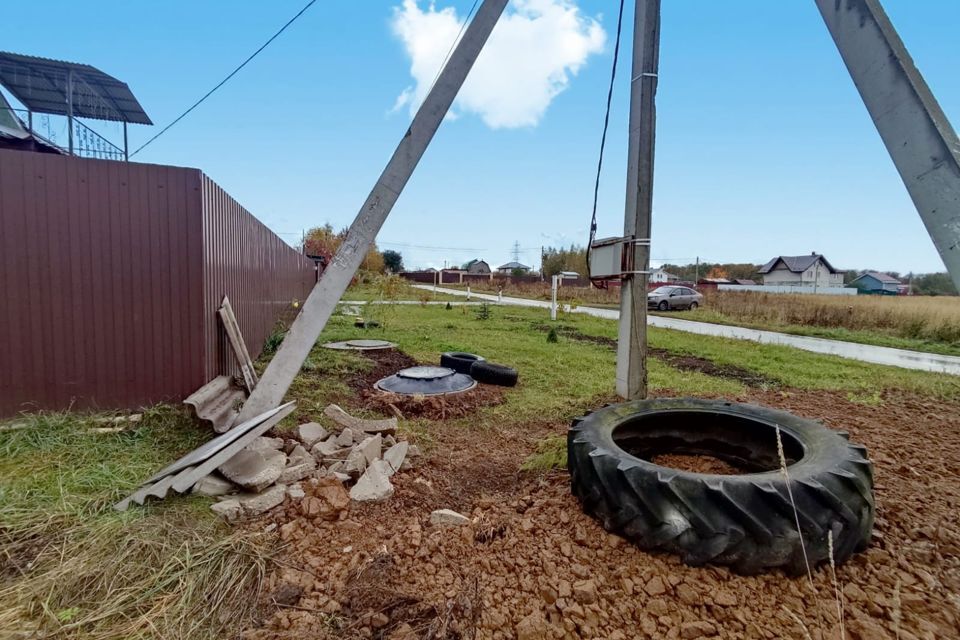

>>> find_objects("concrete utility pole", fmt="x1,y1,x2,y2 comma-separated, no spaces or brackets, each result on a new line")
815,0,960,292
235,0,510,424
616,0,661,400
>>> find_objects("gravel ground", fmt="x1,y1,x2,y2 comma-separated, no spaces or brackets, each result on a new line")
243,387,959,640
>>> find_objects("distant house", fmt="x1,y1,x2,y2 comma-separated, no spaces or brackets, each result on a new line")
732,279,757,286
497,261,531,274
465,259,491,274
650,268,680,284
758,253,844,288
559,271,580,279
850,271,901,295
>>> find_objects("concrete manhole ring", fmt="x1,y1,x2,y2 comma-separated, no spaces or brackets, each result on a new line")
323,339,397,351
375,366,476,396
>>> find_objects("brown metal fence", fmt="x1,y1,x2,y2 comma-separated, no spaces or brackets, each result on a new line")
0,149,315,416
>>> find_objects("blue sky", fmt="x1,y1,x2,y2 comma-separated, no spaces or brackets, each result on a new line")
4,1,959,273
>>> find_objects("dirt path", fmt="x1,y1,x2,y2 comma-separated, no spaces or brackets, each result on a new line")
244,386,959,640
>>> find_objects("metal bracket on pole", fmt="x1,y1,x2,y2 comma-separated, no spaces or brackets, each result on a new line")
815,0,960,291
233,0,510,424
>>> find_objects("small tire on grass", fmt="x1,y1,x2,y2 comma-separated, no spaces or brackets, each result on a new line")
440,351,485,375
470,361,518,387
568,398,874,575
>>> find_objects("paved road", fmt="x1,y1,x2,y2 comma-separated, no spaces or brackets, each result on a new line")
413,285,960,376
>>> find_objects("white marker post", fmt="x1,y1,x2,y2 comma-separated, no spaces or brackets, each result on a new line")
550,275,559,321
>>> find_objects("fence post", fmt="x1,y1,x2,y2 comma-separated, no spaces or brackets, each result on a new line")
466,285,471,300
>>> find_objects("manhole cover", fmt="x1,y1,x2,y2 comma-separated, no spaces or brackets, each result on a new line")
397,366,455,380
375,366,476,396
323,339,397,351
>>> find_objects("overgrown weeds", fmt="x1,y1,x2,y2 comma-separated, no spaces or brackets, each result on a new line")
0,407,269,639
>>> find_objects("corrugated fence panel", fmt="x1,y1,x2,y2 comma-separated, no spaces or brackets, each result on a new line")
199,174,316,382
0,150,206,415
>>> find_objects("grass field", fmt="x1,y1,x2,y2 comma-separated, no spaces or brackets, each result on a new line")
444,281,960,356
2,301,958,638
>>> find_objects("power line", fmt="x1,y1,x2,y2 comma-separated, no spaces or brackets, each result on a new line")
130,0,318,158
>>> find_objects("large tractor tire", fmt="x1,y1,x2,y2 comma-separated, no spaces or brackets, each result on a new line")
568,398,874,575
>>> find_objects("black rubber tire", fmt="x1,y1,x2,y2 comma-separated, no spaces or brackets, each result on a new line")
658,300,668,311
689,301,698,311
440,351,485,375
469,361,518,387
568,398,874,575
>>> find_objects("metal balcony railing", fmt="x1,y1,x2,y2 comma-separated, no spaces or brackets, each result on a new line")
1,107,125,161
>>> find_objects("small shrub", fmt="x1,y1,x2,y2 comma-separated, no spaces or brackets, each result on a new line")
547,327,559,343
475,302,492,321
446,302,453,310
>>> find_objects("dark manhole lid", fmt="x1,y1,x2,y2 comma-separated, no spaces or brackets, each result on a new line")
375,366,476,396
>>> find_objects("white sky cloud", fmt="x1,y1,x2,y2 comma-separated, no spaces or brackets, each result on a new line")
391,0,606,129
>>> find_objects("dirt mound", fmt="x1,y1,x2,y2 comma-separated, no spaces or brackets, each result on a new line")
245,387,960,639
651,453,743,475
346,349,419,394
362,385,506,421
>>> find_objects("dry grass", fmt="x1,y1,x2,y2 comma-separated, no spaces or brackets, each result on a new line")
0,407,272,639
698,290,960,344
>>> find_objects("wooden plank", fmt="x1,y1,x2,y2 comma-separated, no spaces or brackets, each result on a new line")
218,295,258,392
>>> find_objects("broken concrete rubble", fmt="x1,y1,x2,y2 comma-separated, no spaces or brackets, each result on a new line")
349,459,394,501
246,436,285,451
191,473,236,497
344,448,368,476
357,434,382,465
383,441,409,476
236,483,287,515
287,444,312,466
324,403,397,435
219,447,287,492
211,499,242,521
335,428,355,447
311,437,345,458
297,422,328,447
277,459,317,484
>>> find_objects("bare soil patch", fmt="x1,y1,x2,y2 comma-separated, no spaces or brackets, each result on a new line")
532,324,778,387
650,453,743,475
244,387,960,639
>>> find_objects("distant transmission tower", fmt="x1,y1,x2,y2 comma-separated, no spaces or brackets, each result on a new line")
512,240,521,262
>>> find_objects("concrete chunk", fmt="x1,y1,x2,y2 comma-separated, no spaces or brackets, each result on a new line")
297,422,328,448
336,428,355,447
288,444,313,466
311,437,343,458
383,441,409,476
219,448,287,492
286,483,306,500
430,509,471,527
357,434,382,466
211,499,242,521
237,484,287,515
344,448,367,476
191,474,237,497
278,460,317,484
349,460,394,502
246,436,285,451
324,404,397,435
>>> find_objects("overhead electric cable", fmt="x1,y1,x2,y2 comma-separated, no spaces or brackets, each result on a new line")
130,0,318,157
